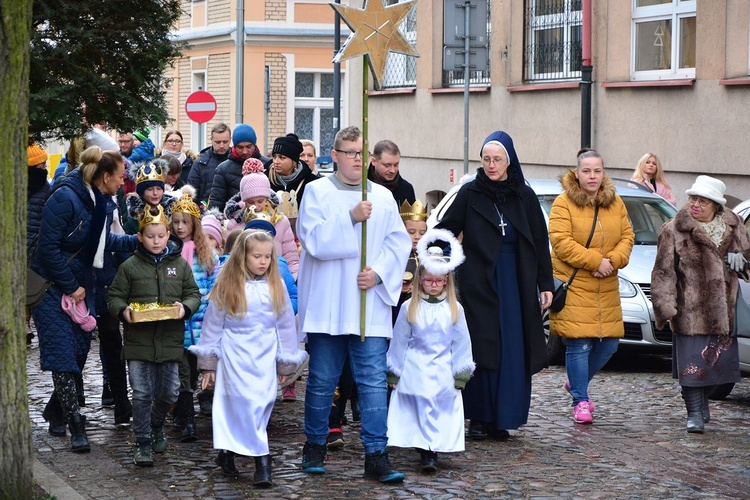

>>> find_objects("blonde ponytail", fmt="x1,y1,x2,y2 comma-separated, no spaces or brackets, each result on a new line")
79,146,103,185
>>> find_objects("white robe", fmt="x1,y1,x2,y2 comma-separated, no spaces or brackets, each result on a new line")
189,280,307,457
386,299,475,452
296,177,411,340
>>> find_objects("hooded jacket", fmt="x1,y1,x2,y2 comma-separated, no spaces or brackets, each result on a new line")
107,237,202,363
651,208,750,335
208,148,271,211
548,170,634,339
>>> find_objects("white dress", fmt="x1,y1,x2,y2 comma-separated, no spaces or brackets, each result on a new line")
386,298,475,452
189,279,307,457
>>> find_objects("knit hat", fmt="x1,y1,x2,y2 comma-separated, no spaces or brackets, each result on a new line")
240,158,271,202
233,124,257,146
685,175,727,206
27,143,48,167
242,157,265,176
201,215,224,246
134,128,151,142
245,219,276,237
272,133,303,164
480,131,525,182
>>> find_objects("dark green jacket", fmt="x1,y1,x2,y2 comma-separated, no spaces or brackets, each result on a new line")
107,237,201,363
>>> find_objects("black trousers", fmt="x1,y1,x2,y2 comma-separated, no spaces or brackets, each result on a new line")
96,314,131,417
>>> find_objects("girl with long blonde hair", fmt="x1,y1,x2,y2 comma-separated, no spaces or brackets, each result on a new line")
386,228,475,472
631,153,676,205
190,229,306,486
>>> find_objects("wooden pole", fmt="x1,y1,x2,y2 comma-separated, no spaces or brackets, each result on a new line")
360,57,370,342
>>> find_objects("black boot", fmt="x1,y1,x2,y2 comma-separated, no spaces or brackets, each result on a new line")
468,420,488,440
363,450,405,483
75,374,86,407
702,385,714,423
215,450,239,477
43,395,67,436
68,414,90,453
253,455,273,488
418,449,438,472
683,386,705,434
350,390,361,422
197,389,213,416
114,395,133,425
175,391,197,442
101,378,114,406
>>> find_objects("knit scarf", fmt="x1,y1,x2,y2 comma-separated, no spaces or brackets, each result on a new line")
367,163,400,192
474,167,522,202
162,148,186,166
181,239,195,268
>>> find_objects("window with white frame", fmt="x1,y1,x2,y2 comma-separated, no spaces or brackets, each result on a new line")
294,72,341,160
631,0,695,81
382,0,417,89
523,0,582,81
190,70,207,152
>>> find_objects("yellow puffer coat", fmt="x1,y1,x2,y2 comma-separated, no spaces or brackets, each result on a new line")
549,171,634,339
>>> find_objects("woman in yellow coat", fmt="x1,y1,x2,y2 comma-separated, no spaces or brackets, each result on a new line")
549,150,634,424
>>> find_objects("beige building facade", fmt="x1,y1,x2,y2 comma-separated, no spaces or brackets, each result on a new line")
164,0,349,160
348,0,750,208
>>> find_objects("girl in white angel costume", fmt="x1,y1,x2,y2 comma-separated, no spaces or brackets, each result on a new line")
190,229,307,487
386,228,475,472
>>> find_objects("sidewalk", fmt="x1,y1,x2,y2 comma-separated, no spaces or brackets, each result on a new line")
27,335,750,499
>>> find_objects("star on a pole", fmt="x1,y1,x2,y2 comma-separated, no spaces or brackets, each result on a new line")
331,0,419,89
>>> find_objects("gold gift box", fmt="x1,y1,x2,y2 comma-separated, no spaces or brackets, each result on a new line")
130,303,181,323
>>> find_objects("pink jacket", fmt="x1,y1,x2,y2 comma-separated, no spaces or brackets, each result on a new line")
637,175,676,205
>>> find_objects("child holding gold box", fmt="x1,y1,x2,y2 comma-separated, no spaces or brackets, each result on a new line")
107,205,201,467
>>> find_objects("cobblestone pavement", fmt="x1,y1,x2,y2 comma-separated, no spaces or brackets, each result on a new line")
26,333,750,499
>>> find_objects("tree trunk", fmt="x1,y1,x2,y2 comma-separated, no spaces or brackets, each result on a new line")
0,0,33,497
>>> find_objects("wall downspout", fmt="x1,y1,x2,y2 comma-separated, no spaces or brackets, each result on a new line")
235,0,244,125
580,0,592,149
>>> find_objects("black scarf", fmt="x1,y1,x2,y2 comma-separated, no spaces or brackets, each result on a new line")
475,166,523,202
367,163,400,192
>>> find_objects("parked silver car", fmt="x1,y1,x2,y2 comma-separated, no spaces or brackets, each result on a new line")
428,176,678,364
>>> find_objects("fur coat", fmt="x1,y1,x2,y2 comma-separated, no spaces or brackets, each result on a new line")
651,208,750,335
548,170,634,339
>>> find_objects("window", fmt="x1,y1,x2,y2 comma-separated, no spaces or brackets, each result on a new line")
294,72,341,159
631,0,695,81
442,0,491,87
523,0,582,81
382,0,417,89
190,70,207,152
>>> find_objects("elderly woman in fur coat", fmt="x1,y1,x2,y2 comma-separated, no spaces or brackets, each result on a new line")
549,150,634,425
652,175,750,434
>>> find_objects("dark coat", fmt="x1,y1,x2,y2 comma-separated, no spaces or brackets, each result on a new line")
187,146,229,202
32,169,137,373
367,164,416,207
265,160,321,208
27,167,50,258
107,237,202,363
652,208,750,335
437,179,554,373
208,149,271,211
93,197,133,315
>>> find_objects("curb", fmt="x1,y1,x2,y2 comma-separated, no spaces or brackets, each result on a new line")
34,458,86,500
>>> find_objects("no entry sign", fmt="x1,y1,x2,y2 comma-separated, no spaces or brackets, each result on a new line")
185,90,217,123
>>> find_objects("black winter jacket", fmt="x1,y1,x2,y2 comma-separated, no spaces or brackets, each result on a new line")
208,149,271,211
27,167,50,259
187,146,229,202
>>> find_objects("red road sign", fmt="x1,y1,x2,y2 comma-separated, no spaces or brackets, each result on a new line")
185,91,217,123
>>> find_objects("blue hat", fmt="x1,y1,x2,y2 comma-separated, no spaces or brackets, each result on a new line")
233,124,257,146
480,131,525,182
245,219,276,237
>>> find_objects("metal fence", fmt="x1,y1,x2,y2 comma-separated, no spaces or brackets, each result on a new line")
523,0,582,81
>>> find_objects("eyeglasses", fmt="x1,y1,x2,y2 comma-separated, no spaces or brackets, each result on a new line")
482,157,507,165
335,149,363,159
421,277,447,286
688,196,711,208
118,139,133,144
165,139,183,144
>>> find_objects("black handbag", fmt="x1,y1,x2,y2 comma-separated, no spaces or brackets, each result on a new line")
550,206,599,313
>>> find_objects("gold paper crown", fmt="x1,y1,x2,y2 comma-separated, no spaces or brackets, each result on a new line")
400,199,428,222
244,201,282,225
172,193,201,219
135,163,166,185
137,204,170,231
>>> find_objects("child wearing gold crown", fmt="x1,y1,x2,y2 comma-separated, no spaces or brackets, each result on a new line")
386,228,475,472
223,159,300,279
107,204,202,467
394,199,428,323
123,159,177,234
170,186,220,442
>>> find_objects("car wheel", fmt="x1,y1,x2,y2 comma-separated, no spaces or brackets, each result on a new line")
708,383,735,400
543,309,565,366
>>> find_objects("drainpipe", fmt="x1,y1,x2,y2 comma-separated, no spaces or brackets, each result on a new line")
580,0,592,149
235,0,244,125
333,0,341,170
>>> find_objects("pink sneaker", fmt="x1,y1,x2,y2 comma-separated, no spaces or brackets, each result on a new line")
573,401,593,424
282,382,297,401
564,381,595,413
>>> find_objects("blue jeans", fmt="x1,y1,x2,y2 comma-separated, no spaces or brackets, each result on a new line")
565,338,619,406
304,334,388,454
128,360,180,443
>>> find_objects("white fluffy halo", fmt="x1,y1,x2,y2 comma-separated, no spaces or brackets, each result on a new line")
416,228,465,276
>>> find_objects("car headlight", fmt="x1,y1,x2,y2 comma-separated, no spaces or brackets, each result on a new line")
619,277,638,298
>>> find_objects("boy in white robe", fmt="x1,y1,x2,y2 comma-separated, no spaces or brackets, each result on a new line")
296,126,411,483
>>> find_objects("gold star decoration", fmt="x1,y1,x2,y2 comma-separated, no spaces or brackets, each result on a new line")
331,0,419,89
